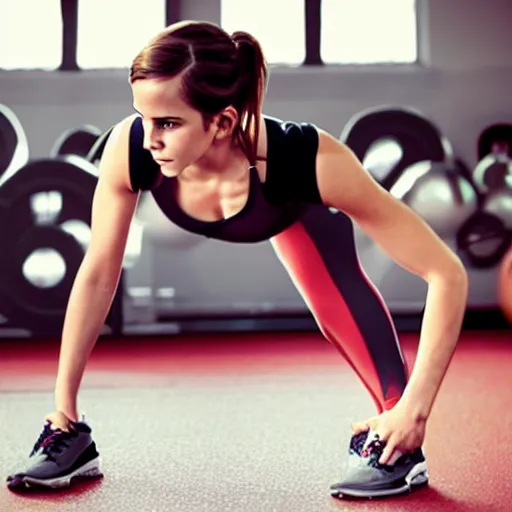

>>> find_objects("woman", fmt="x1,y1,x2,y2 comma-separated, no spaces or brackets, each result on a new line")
6,21,468,499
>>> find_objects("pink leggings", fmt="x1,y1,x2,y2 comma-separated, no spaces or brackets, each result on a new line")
271,206,409,413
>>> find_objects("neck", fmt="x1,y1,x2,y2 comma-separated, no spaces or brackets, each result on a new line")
181,140,249,182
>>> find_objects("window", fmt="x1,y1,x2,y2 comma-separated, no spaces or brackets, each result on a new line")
77,0,166,69
221,0,305,65
0,0,62,70
321,0,417,64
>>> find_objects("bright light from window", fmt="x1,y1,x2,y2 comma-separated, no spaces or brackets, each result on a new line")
321,0,417,64
0,0,62,70
77,0,165,69
221,0,305,65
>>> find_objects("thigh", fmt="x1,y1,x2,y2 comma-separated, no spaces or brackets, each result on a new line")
271,205,408,388
271,205,373,326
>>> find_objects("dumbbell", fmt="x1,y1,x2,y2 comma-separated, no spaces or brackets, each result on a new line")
340,105,452,191
390,159,479,240
0,103,30,188
477,123,512,161
483,188,512,230
50,125,103,159
472,124,512,213
0,155,123,337
341,104,460,256
456,211,511,269
472,152,512,195
455,124,512,269
340,105,484,241
86,125,114,166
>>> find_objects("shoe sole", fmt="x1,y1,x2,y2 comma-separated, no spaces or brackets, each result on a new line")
330,461,429,499
9,456,103,490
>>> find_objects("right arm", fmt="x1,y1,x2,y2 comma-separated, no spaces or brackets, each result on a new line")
54,115,139,421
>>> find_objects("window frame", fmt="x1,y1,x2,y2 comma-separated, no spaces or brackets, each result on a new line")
1,0,421,72
317,0,420,66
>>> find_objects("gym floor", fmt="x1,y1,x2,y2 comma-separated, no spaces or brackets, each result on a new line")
0,330,510,512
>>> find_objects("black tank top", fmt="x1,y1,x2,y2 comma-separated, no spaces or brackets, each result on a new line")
129,115,322,243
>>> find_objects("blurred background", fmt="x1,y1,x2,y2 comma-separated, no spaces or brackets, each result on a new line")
1,0,511,339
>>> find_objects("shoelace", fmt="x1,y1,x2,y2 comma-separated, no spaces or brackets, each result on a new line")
361,439,385,463
30,423,77,461
349,431,369,455
349,431,392,470
30,423,53,457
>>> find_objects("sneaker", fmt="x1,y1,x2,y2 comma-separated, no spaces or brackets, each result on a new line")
330,429,429,499
6,416,102,490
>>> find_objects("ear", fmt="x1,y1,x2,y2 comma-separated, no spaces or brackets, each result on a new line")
213,106,239,140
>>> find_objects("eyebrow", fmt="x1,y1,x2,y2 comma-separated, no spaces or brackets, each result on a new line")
132,106,183,122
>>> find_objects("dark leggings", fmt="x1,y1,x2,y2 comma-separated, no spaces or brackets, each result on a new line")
271,205,409,413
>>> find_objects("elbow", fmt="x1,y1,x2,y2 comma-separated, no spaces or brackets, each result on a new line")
428,255,469,296
451,260,469,298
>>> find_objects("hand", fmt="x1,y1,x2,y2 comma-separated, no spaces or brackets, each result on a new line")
351,404,427,465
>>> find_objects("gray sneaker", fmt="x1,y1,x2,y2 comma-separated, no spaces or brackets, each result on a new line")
330,429,429,499
6,418,102,490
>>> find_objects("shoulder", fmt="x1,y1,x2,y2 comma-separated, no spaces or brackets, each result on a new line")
310,125,361,180
259,114,322,204
94,114,139,191
97,113,139,166
105,113,139,147
315,127,353,163
313,127,387,216
262,114,320,170
124,115,162,192
262,115,319,148
97,114,160,194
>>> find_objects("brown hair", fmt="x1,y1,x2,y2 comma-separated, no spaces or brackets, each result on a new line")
130,21,268,166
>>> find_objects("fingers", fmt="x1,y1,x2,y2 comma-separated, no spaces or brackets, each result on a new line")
351,420,370,434
378,439,395,465
378,434,407,465
351,416,379,434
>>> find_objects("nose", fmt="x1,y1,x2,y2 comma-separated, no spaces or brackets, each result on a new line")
142,123,163,152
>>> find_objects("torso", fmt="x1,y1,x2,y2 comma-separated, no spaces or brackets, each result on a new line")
129,114,322,243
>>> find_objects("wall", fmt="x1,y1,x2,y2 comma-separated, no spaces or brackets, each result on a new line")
0,0,511,320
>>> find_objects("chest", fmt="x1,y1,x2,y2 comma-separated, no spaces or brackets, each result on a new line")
174,164,267,222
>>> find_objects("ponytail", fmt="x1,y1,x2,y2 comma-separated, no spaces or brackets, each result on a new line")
130,21,268,166
231,31,268,166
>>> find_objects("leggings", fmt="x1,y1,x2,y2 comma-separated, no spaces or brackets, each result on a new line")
271,205,410,413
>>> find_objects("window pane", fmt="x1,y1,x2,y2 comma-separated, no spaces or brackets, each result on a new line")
321,0,417,64
0,0,62,70
221,0,305,65
77,0,165,69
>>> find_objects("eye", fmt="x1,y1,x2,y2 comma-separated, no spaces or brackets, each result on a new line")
156,120,177,130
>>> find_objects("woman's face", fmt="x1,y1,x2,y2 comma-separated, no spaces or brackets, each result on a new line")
131,75,219,178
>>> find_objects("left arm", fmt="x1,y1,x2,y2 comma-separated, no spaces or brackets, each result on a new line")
315,130,469,421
